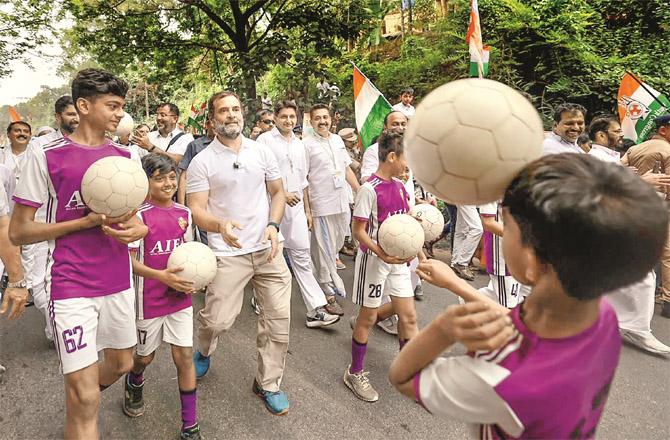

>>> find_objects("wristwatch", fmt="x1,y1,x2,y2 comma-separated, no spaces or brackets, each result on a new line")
267,222,280,232
7,278,27,289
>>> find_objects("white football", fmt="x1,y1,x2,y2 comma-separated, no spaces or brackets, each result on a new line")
81,156,149,217
405,78,543,205
378,214,425,260
116,112,134,136
410,204,444,242
167,242,217,291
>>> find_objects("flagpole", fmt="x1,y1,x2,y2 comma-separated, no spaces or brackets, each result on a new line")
626,71,670,110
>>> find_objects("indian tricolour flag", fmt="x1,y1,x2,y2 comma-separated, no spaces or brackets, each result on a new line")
466,0,487,78
618,72,670,143
353,64,392,150
187,102,207,133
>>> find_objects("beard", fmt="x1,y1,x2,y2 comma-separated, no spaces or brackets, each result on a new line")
61,121,78,135
214,119,242,139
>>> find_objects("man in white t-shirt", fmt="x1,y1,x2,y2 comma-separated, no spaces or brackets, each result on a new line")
186,91,292,415
131,103,194,164
304,104,360,313
542,103,587,156
391,87,416,118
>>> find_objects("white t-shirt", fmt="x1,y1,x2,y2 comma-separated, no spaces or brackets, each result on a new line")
541,132,583,156
392,102,415,118
148,127,194,156
27,129,64,151
360,142,416,206
588,144,621,164
186,136,283,256
304,133,352,217
0,163,13,216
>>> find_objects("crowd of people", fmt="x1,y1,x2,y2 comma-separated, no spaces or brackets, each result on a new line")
0,67,669,440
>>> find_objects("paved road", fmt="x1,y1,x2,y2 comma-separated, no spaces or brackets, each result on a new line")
1,250,669,439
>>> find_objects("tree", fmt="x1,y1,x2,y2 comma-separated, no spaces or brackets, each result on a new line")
0,1,57,78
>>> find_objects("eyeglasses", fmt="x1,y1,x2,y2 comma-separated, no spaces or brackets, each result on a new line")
262,120,274,125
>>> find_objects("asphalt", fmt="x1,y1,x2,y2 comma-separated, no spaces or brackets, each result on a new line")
1,248,669,440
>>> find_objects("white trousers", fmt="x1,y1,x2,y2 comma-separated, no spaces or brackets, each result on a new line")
607,271,655,336
22,242,51,340
451,205,483,266
311,213,348,297
286,247,328,313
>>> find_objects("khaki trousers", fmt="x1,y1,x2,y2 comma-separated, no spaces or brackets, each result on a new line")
662,220,670,303
197,245,292,392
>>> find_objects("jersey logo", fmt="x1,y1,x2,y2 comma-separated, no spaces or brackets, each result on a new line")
150,238,184,255
65,190,86,210
178,216,188,231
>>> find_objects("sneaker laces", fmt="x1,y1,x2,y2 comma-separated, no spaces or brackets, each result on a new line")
354,371,372,389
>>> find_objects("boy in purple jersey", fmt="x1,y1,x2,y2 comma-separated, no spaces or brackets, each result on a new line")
124,154,201,439
9,69,148,440
345,132,423,402
390,155,668,439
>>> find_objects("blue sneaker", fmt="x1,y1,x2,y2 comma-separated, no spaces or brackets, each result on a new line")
193,351,210,379
252,379,289,415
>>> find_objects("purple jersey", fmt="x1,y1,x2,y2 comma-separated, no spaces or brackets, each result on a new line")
131,202,194,320
417,300,621,439
353,174,410,252
13,137,134,301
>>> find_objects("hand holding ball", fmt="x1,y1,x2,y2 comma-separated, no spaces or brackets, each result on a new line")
404,78,543,205
167,242,217,291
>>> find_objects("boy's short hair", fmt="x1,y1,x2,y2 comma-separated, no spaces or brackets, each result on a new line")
400,87,414,95
503,154,668,300
6,121,31,134
71,68,128,104
141,153,177,178
377,131,404,162
54,95,74,114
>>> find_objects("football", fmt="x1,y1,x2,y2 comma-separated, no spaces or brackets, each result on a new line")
378,214,425,260
167,241,217,291
410,204,444,242
404,78,544,205
116,112,134,136
81,156,149,217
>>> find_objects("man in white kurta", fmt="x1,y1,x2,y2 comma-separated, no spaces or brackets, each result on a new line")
304,104,360,312
257,101,340,326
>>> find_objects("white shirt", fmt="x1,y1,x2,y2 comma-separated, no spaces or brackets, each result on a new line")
0,163,13,216
541,132,583,156
392,102,415,118
360,142,416,206
588,144,621,164
0,146,27,181
186,136,282,256
304,133,352,217
148,127,194,156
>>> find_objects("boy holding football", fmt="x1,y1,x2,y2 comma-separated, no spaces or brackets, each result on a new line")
9,68,148,440
345,131,422,402
123,154,201,439
390,155,668,438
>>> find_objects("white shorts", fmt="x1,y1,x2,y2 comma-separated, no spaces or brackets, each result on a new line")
136,307,193,356
353,251,413,308
50,288,136,375
478,275,525,309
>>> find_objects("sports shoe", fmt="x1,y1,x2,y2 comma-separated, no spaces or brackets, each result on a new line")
336,258,346,270
620,329,670,355
377,315,398,335
414,283,424,301
661,301,670,319
0,364,6,384
451,264,475,281
122,375,145,418
252,379,289,415
343,366,379,402
251,294,260,315
325,296,344,316
193,351,210,379
306,307,340,328
180,423,202,440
